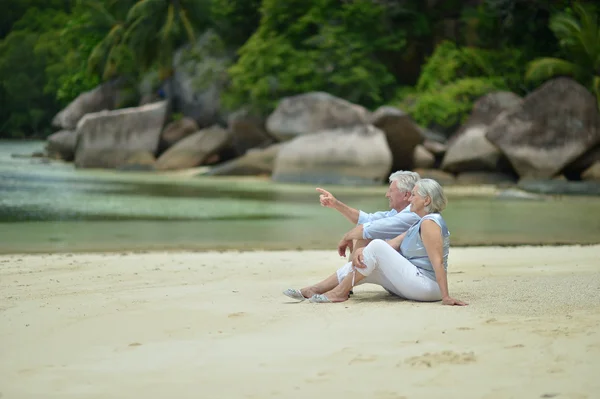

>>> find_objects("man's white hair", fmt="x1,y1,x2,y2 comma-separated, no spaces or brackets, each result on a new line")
389,170,420,192
414,178,447,213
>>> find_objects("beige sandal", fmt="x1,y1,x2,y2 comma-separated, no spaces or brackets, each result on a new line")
283,288,306,301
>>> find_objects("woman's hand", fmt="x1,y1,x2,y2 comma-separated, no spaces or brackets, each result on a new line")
352,247,366,268
442,296,468,306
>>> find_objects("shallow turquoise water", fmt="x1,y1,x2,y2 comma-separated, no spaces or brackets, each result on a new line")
1,140,599,253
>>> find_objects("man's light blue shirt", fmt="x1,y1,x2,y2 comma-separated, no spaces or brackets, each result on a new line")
357,205,420,240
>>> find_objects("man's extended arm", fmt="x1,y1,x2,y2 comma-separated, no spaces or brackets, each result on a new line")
317,187,396,225
316,188,360,224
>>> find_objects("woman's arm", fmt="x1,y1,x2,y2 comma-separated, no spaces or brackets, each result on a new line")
385,232,406,251
421,220,467,306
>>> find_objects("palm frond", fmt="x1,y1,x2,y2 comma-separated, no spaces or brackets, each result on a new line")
525,57,580,82
107,24,124,43
160,4,176,41
126,0,165,23
87,36,111,74
87,23,124,77
550,12,581,46
122,16,148,44
79,0,117,29
573,2,600,65
593,75,600,108
178,7,197,43
103,43,134,80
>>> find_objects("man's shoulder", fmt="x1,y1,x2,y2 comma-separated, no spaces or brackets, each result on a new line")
397,205,418,216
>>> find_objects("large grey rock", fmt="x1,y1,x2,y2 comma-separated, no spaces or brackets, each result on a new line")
441,126,504,173
52,80,125,130
74,101,168,169
563,144,600,179
412,168,456,186
205,143,282,176
160,117,199,148
272,125,392,185
45,130,77,161
582,161,600,181
413,145,435,169
228,108,275,155
116,151,156,171
266,92,370,141
486,78,600,178
369,106,423,171
170,31,233,128
423,139,447,156
458,91,522,132
441,91,521,174
155,125,230,170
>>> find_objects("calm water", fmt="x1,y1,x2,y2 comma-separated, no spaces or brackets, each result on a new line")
1,140,599,254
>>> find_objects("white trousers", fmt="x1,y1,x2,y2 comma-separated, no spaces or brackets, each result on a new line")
336,239,442,302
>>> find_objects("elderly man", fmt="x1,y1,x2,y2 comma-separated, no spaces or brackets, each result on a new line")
319,170,421,253
282,171,421,301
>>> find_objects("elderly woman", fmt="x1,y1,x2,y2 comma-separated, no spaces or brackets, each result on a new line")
284,178,466,306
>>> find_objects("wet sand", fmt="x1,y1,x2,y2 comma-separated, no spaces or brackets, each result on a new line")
1,245,599,399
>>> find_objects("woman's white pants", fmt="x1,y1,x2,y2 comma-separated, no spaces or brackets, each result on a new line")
336,239,442,302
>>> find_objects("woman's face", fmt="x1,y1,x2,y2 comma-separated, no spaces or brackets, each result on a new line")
409,185,428,214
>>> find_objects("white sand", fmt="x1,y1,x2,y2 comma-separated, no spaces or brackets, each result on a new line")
1,245,599,399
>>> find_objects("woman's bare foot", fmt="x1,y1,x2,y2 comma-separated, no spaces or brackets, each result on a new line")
319,288,350,303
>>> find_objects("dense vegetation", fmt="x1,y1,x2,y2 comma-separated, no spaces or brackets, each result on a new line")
0,0,597,138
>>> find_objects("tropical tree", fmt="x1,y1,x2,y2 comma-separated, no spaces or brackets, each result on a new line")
123,0,211,81
0,6,75,137
210,0,262,48
224,0,412,113
525,2,600,107
79,0,138,81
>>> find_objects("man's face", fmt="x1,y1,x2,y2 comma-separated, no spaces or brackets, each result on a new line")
386,181,410,211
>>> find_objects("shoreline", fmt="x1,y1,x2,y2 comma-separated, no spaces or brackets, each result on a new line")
2,242,600,256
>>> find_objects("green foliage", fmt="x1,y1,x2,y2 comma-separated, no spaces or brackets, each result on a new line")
398,41,523,131
525,1,600,106
75,0,138,81
0,8,76,137
224,0,406,113
2,0,597,139
0,0,72,38
123,0,211,78
404,77,506,129
416,41,524,93
37,11,103,105
0,3,107,137
210,0,262,47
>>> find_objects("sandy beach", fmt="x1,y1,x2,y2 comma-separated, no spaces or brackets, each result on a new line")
1,245,599,399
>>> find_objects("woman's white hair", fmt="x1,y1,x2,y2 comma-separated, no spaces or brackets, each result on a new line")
414,178,447,213
389,170,420,192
